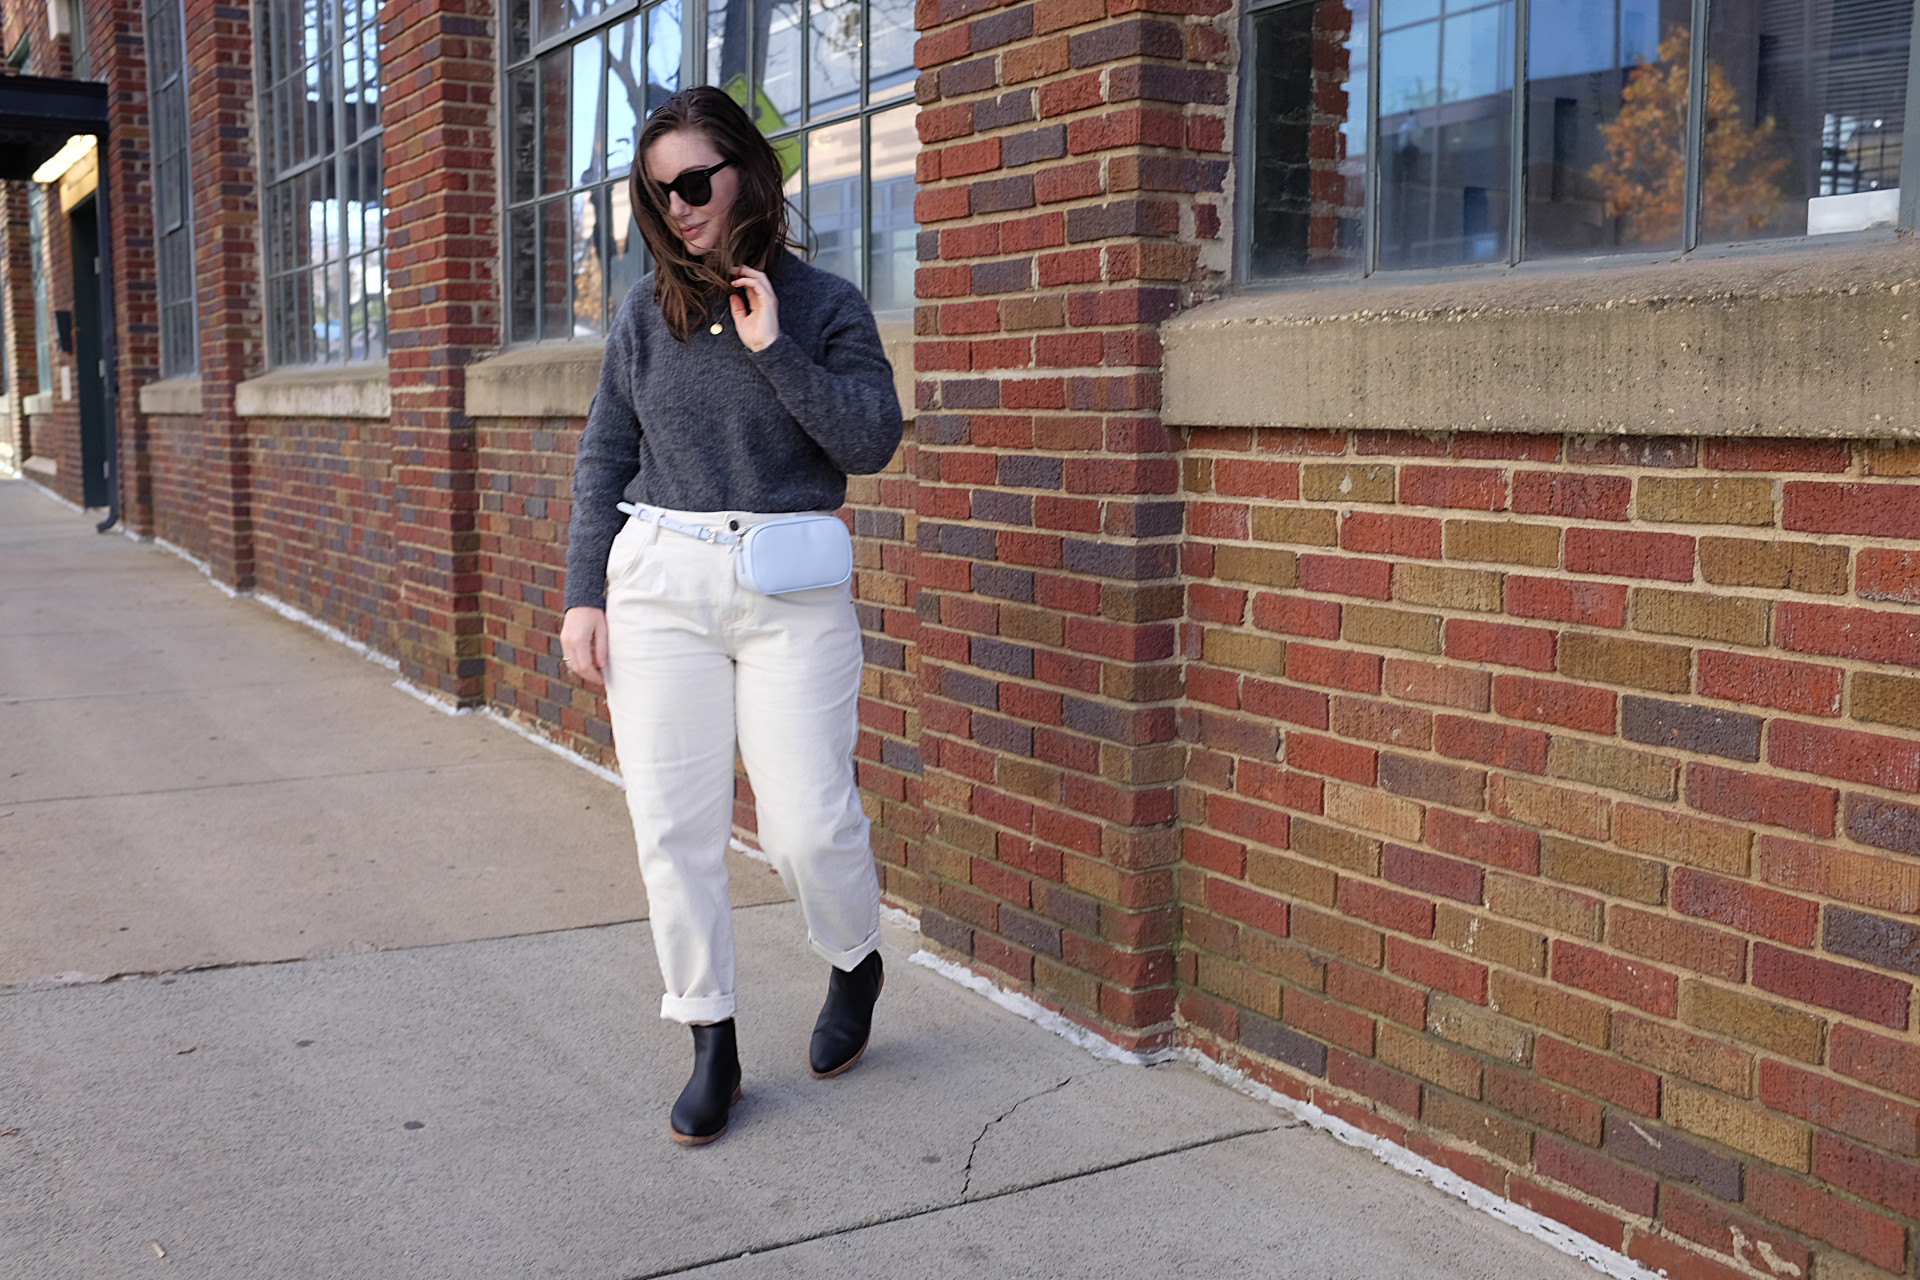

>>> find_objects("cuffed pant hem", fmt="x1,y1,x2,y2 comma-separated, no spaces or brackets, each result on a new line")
660,993,737,1024
813,926,882,973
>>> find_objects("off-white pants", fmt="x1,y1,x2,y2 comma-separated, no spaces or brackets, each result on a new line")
602,506,882,1024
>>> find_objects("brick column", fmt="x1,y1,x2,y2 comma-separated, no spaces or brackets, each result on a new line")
0,184,35,463
186,0,261,587
93,0,159,534
381,0,498,702
908,0,1230,1050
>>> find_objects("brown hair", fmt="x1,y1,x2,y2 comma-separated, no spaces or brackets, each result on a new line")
630,86,798,342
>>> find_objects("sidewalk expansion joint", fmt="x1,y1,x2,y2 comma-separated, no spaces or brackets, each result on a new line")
0,758,507,809
627,1125,1280,1280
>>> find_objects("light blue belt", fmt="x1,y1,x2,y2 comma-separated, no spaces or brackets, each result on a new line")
617,501,743,548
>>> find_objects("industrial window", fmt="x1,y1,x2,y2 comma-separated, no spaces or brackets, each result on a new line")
257,0,386,366
501,0,918,344
29,185,51,396
144,0,195,376
1244,0,1918,279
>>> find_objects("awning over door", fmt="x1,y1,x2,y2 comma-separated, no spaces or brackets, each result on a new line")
0,75,108,181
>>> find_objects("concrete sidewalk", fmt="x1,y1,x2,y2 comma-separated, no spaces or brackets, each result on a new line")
0,478,1607,1279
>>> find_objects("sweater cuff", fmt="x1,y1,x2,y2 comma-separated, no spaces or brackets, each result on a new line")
746,330,809,384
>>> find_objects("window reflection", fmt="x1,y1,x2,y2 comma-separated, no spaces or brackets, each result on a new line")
869,102,919,310
1703,0,1909,243
1249,0,1367,277
809,119,864,286
1377,0,1514,268
1525,0,1688,256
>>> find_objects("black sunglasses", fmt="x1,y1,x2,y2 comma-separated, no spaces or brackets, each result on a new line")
651,159,732,208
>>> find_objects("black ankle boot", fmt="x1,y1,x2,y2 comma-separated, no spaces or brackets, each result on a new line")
670,1019,741,1146
810,951,884,1079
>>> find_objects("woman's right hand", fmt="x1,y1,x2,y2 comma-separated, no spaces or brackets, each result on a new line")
560,606,610,690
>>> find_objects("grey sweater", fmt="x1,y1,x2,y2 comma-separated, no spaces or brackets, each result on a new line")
564,252,904,610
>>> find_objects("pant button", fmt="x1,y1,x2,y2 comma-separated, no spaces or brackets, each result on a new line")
728,520,740,531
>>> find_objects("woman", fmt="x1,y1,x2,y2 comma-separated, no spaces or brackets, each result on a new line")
559,86,904,1146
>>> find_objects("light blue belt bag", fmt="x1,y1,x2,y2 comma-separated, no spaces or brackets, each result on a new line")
617,502,853,595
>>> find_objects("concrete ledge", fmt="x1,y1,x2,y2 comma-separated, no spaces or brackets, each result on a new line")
235,362,390,419
138,373,203,417
465,341,606,419
23,392,53,416
23,455,56,476
464,320,916,422
1165,240,1920,440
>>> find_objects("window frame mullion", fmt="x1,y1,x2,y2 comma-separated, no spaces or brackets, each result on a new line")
1507,0,1527,266
1682,0,1709,252
1900,0,1920,229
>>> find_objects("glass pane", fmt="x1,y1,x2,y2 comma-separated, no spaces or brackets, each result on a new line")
1702,0,1909,244
572,188,606,337
810,0,862,115
709,0,749,91
649,0,682,110
607,16,644,177
1248,0,1367,278
539,0,603,43
510,204,539,342
573,34,606,189
607,179,645,318
541,197,572,338
759,0,802,123
869,0,917,95
539,47,572,194
509,65,538,203
868,102,918,311
1377,0,1514,268
1525,0,1689,256
506,0,531,62
808,119,863,287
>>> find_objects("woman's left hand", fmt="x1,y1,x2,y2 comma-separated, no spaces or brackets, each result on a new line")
729,266,780,353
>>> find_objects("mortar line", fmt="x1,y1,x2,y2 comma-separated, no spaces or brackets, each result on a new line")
627,1126,1280,1280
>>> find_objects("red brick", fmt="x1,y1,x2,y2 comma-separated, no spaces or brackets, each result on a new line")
1506,576,1629,628
1768,719,1920,793
1343,511,1443,559
1285,644,1382,695
1758,1059,1920,1155
1252,593,1342,639
1535,1136,1657,1215
1327,961,1426,1027
1776,601,1920,669
1243,678,1330,730
1183,829,1245,878
1753,943,1911,1028
1487,1068,1603,1144
1493,675,1617,735
1857,547,1920,603
1283,987,1376,1055
1508,1179,1625,1249
1383,844,1484,905
1207,877,1291,940
1661,1188,1812,1280
1552,942,1678,1016
1566,528,1696,582
1443,619,1557,672
1511,471,1632,521
1607,908,1746,983
1535,1036,1660,1117
1699,438,1853,474
1624,1234,1750,1280
1287,732,1377,785
1695,650,1842,717
1213,459,1301,500
1299,553,1394,601
1426,810,1540,874
1386,936,1487,1003
1814,1131,1920,1218
1399,466,1508,511
1831,1022,1920,1102
1685,762,1837,837
1434,715,1549,773
1782,480,1920,536
1338,879,1436,938
1670,868,1819,947
1327,1049,1422,1116
1744,1165,1909,1272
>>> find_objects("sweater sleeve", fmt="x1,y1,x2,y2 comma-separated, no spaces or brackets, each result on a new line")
745,282,905,476
564,326,643,611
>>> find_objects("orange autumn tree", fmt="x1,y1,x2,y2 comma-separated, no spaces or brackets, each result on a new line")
1591,25,1788,242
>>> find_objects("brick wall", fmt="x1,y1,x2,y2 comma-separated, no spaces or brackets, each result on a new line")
249,414,394,642
1173,428,1920,1279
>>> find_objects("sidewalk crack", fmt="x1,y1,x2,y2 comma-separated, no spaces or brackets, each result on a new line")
960,1074,1073,1201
